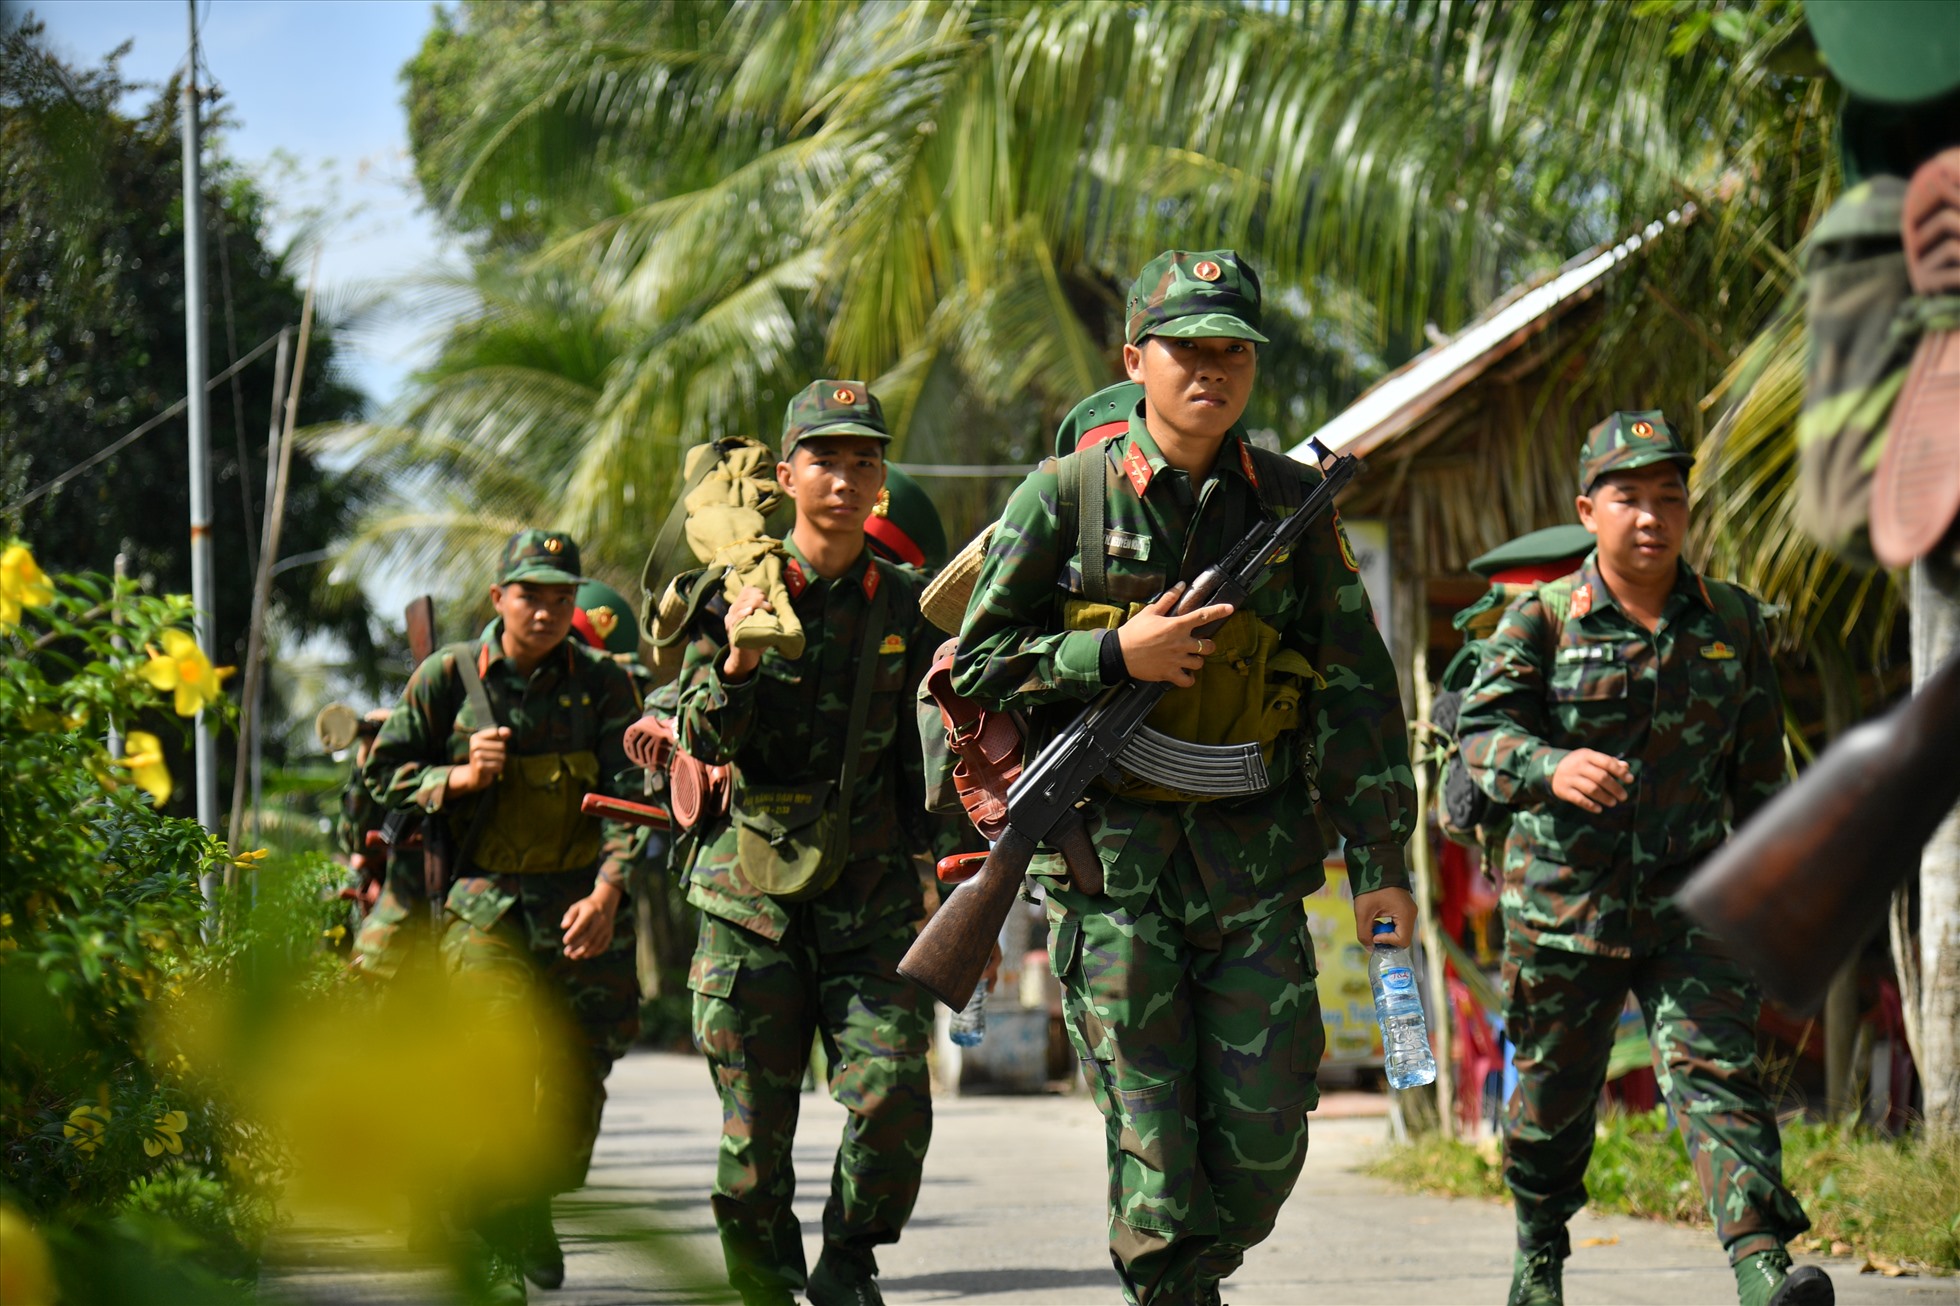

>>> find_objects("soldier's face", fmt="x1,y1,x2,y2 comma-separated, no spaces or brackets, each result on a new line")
1577,464,1689,584
778,437,888,535
1123,335,1257,444
491,582,578,656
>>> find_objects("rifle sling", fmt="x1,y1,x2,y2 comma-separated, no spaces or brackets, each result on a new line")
833,565,892,855
452,647,501,870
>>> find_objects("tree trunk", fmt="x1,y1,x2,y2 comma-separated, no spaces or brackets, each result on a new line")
1910,556,1960,1139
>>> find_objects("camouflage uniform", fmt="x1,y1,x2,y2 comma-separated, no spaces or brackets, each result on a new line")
952,251,1415,1305
1457,414,1811,1274
364,532,642,1203
674,382,957,1303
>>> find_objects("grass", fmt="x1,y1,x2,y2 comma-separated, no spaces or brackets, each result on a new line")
1368,1108,1960,1273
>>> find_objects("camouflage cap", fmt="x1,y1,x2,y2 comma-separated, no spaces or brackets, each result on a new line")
1125,249,1269,346
497,529,585,586
1578,410,1695,493
780,379,892,458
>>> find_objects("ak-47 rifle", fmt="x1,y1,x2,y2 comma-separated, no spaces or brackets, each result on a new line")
897,440,1362,1010
1677,649,1960,1012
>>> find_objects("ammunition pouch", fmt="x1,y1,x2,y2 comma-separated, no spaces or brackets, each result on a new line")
731,780,847,901
467,750,604,874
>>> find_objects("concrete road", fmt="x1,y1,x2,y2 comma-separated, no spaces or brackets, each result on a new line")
268,1049,1955,1305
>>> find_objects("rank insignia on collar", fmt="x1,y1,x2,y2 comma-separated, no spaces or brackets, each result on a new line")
1122,441,1153,496
862,561,881,600
1700,641,1737,660
878,633,906,655
784,557,807,598
1569,583,1594,619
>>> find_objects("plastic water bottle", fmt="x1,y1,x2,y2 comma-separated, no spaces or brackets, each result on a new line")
949,985,986,1047
1369,921,1438,1089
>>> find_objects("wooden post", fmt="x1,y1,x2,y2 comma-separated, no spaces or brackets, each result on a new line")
1407,502,1455,1136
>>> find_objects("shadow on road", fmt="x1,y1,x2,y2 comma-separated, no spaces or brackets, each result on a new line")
879,1266,1115,1296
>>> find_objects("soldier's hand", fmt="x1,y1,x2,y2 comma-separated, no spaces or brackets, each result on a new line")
1352,887,1417,949
447,727,511,796
722,585,771,681
1551,748,1632,813
561,879,622,960
1116,589,1236,687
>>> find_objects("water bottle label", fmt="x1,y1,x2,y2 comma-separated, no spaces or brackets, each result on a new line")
1380,966,1415,994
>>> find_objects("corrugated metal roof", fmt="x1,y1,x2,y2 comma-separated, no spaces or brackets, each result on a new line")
1290,209,1689,462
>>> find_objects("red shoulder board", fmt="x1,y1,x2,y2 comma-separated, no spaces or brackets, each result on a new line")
1569,583,1593,619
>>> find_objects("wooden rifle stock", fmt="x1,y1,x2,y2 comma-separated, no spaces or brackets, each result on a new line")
900,828,1038,1010
404,595,436,667
1678,651,1960,1012
580,792,672,830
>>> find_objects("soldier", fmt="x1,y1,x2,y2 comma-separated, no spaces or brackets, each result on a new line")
672,381,956,1306
1456,414,1830,1306
950,249,1417,1306
364,530,642,1304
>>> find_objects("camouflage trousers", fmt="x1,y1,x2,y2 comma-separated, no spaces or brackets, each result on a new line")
689,911,932,1297
441,870,642,1198
350,858,433,980
1503,902,1810,1263
1047,844,1324,1306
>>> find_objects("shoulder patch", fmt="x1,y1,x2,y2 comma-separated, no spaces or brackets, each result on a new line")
1333,511,1360,573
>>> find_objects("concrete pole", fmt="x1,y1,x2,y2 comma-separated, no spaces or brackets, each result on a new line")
182,0,219,865
1911,555,1960,1139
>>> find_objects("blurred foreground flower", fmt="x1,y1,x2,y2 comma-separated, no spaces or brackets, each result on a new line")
232,848,269,871
0,543,55,632
0,1202,56,1306
117,731,173,806
143,1109,188,1158
65,1103,110,1155
138,629,234,716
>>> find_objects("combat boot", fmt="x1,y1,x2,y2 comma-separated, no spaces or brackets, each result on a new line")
516,1196,564,1291
461,1235,528,1306
1506,1244,1563,1306
807,1246,883,1306
1735,1245,1834,1306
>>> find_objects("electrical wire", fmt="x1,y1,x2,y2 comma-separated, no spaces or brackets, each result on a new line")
3,329,288,515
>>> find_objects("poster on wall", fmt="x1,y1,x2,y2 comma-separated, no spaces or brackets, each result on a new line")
1344,517,1392,637
1305,860,1386,1067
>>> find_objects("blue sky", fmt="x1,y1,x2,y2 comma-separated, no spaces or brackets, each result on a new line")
28,0,456,414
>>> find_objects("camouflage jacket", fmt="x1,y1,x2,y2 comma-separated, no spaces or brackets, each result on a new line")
363,623,640,911
674,537,959,951
952,412,1415,921
1456,553,1785,954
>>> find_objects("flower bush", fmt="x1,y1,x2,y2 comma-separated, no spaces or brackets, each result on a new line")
0,543,333,1301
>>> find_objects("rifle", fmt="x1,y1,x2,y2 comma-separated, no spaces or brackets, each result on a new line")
1677,649,1960,1012
897,439,1361,1010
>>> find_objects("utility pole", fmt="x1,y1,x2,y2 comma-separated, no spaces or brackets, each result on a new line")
182,1,219,868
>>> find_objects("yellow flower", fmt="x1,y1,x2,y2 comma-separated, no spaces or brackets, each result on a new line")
137,628,235,717
0,543,54,633
233,847,270,870
0,1201,56,1306
143,1109,188,1158
116,731,173,806
64,1103,109,1155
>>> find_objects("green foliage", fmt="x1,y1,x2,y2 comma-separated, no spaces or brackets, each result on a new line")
0,544,332,1290
1369,1110,1960,1271
0,17,385,775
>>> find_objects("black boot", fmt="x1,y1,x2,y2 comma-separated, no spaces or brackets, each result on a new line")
807,1246,883,1306
516,1196,564,1291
